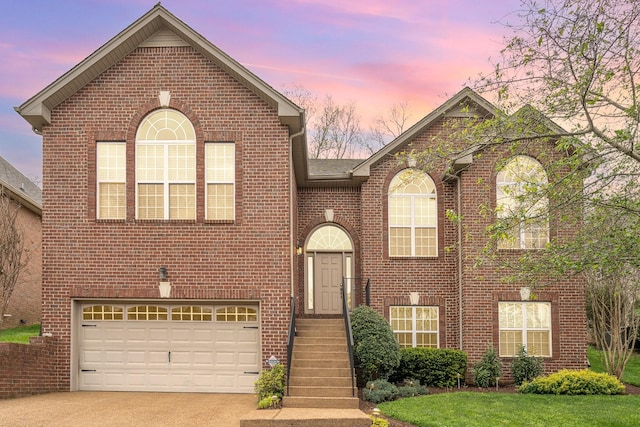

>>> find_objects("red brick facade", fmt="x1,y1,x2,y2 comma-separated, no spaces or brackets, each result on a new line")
14,5,586,394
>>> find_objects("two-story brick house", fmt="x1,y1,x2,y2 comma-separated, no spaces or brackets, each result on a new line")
16,4,586,394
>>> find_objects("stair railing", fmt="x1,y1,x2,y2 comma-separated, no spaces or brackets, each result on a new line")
341,277,356,397
286,295,296,396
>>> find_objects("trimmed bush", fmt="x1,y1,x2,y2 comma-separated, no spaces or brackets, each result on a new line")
362,379,399,403
362,379,429,403
518,369,626,395
351,305,400,385
511,345,543,386
473,345,502,388
254,363,285,405
390,347,467,387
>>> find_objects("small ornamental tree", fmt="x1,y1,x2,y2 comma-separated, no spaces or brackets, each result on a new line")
350,305,400,385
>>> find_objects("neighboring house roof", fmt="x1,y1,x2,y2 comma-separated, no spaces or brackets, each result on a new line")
308,159,364,176
0,155,42,215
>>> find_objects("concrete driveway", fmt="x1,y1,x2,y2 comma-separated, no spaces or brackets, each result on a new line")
0,392,256,426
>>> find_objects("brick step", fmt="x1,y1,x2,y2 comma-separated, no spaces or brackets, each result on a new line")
291,350,348,360
295,318,344,326
288,376,353,387
295,329,345,338
282,396,360,409
240,408,370,427
294,337,346,345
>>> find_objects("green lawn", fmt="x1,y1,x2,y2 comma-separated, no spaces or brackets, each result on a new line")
378,347,640,427
588,346,640,387
0,324,40,344
378,393,640,427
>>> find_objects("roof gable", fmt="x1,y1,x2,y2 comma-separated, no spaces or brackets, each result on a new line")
0,156,42,215
351,87,500,178
15,4,304,134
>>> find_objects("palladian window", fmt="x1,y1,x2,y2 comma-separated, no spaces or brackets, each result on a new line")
496,156,549,249
388,169,437,257
136,109,196,220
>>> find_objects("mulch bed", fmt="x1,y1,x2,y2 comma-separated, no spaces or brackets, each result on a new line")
359,383,640,427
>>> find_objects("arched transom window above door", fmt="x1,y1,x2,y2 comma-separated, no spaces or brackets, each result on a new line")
306,225,353,251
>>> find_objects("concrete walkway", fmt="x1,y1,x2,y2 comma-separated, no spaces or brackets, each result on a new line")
0,392,256,426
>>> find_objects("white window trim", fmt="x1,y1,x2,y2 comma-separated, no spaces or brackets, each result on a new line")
96,141,126,220
205,142,236,221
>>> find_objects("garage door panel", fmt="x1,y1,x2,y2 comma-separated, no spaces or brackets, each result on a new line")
78,303,259,393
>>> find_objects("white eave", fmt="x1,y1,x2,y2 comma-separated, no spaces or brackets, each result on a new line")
15,4,304,134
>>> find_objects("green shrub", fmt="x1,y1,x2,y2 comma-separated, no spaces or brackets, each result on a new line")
390,347,467,387
257,395,281,409
395,379,430,398
351,305,400,385
254,363,285,404
518,369,626,395
473,345,502,388
511,346,543,386
362,379,399,403
371,416,389,427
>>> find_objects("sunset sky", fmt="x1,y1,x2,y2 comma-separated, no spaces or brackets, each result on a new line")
0,0,521,181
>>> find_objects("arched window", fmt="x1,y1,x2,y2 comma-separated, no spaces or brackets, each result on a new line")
496,155,549,249
136,109,196,220
388,169,437,257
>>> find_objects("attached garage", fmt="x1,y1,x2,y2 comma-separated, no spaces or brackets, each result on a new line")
74,302,260,393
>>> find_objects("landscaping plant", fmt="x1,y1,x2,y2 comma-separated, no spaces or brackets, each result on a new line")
518,369,625,395
473,345,502,387
350,305,400,385
390,347,466,387
511,345,543,386
254,363,285,408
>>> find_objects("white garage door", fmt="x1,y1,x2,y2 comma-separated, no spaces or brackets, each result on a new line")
77,303,260,393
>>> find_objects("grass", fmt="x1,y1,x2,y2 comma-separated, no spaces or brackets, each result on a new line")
377,347,640,427
0,324,40,344
378,393,640,427
588,346,640,387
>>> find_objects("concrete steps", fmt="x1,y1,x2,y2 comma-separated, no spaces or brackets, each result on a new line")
240,318,369,426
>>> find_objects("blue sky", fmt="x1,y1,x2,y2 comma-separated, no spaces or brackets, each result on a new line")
0,0,520,181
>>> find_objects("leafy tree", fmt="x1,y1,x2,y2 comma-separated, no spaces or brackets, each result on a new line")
0,191,31,326
404,0,640,378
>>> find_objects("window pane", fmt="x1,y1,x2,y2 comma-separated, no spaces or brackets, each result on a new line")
137,145,164,181
97,143,125,181
416,333,438,348
526,303,551,328
395,332,412,349
207,184,234,220
390,228,411,256
414,197,436,226
169,184,195,220
206,143,234,182
389,197,411,226
527,331,551,356
99,183,125,219
306,225,353,251
415,228,437,257
168,144,195,181
138,184,164,219
500,330,523,357
499,302,523,328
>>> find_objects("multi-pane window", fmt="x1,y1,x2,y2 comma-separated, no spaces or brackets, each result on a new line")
388,169,437,257
206,142,235,220
499,301,552,357
96,142,126,219
390,306,439,348
136,109,196,220
496,156,549,249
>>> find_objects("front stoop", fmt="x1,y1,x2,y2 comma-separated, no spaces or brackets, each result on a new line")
239,408,371,427
241,317,370,426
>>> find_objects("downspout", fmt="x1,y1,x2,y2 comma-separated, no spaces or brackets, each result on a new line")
289,126,305,297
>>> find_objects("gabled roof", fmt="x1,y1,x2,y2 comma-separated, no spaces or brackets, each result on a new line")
0,155,42,215
15,4,304,135
351,87,500,179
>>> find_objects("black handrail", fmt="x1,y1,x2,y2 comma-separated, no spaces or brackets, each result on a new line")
341,277,356,397
286,296,296,396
